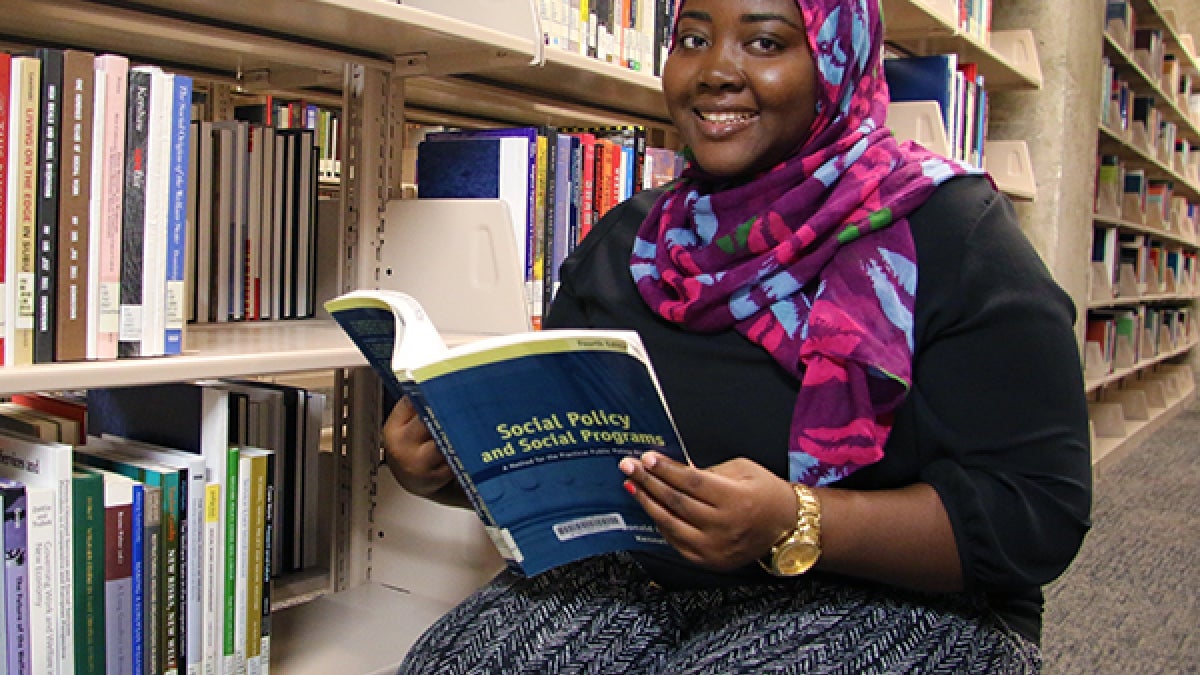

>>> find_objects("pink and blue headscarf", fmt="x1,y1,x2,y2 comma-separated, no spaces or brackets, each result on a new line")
631,0,986,486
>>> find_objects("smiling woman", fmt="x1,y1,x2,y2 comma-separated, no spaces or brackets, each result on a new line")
385,1,1092,673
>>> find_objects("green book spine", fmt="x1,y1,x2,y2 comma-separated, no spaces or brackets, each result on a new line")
71,469,106,675
222,447,240,671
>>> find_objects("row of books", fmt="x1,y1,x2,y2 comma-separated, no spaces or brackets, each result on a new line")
0,377,327,674
188,119,321,325
883,53,990,169
538,0,675,77
233,98,341,183
954,0,993,47
1085,304,1193,376
1092,226,1199,302
1,49,195,365
1102,61,1200,178
1106,2,1200,123
1095,154,1200,237
414,125,682,326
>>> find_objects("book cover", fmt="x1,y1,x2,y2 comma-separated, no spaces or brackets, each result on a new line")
33,48,64,364
326,289,690,577
118,67,152,357
164,74,191,355
88,53,129,361
0,478,31,674
0,427,74,675
71,467,106,675
55,49,96,364
418,129,537,315
884,54,960,139
8,55,41,367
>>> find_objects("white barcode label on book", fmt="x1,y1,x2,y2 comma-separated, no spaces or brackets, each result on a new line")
553,513,627,542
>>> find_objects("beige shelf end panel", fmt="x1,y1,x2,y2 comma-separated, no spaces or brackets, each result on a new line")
1124,378,1169,408
984,140,1036,200
402,0,544,64
1102,387,1151,422
988,30,1044,90
1087,401,1127,439
888,101,951,158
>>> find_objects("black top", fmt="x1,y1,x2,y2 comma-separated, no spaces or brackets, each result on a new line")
544,175,1092,644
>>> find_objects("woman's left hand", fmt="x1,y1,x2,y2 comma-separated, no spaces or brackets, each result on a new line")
619,451,798,571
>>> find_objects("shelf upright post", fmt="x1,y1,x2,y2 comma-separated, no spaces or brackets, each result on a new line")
330,61,403,592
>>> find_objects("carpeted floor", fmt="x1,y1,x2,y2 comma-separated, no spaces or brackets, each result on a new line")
1040,404,1199,674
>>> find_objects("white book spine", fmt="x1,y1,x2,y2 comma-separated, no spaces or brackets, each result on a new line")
233,454,252,675
23,484,57,674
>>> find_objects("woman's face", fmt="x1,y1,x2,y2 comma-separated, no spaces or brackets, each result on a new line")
663,0,818,181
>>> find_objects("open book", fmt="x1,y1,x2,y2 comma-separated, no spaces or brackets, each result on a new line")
325,289,690,576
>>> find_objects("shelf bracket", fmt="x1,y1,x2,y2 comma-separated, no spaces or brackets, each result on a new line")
241,66,342,90
393,52,431,78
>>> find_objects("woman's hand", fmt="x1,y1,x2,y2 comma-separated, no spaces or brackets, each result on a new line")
382,397,455,498
618,451,797,571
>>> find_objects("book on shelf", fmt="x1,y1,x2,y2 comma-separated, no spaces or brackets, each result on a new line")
8,54,41,367
0,426,74,675
81,464,140,675
0,474,58,675
88,53,129,361
0,52,10,365
71,467,106,675
165,74,192,355
0,477,31,674
117,65,152,357
56,49,97,363
33,47,64,364
326,288,690,577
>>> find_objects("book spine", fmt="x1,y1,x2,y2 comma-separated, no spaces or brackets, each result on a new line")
118,68,151,358
130,482,146,675
244,452,267,675
3,484,31,674
10,56,41,367
0,52,11,366
103,489,133,674
401,383,494,526
221,448,239,675
138,67,172,357
23,484,59,674
143,485,162,675
164,75,190,354
233,453,252,674
87,54,129,360
34,48,63,364
72,471,106,675
258,453,274,675
203,482,221,675
55,50,95,364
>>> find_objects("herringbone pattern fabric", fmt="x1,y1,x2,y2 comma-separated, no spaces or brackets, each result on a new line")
398,554,1039,674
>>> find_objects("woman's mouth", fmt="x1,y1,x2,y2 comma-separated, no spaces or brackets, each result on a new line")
694,110,758,137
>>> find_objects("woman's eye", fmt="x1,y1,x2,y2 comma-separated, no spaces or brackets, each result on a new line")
677,34,708,50
749,37,784,52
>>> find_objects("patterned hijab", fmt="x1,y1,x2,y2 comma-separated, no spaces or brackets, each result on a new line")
631,0,984,486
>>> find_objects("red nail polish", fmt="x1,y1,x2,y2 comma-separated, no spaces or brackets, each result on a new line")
623,480,636,496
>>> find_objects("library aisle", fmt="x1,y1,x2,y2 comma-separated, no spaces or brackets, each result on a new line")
1041,401,1199,673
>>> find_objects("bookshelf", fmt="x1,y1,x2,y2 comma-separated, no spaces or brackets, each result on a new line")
1089,0,1200,463
880,0,1043,199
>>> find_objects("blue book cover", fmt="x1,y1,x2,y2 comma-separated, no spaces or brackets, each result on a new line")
419,127,539,286
884,54,958,131
165,74,192,355
326,289,690,577
0,478,30,675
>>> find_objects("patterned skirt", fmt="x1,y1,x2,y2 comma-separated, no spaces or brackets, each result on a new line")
398,553,1041,674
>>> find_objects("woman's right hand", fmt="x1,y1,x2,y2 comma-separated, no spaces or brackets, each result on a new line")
382,397,455,498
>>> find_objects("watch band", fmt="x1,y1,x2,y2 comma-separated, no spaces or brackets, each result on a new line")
759,482,822,577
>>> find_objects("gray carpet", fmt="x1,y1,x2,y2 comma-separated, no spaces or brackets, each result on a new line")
1041,404,1200,674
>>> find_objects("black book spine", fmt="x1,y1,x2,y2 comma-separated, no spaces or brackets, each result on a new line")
34,47,63,363
119,69,152,357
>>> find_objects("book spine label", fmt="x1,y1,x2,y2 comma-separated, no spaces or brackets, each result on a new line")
11,57,41,366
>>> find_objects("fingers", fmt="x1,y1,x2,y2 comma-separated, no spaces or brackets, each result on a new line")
382,397,454,497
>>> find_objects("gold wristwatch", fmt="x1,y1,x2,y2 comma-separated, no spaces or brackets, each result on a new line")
761,483,822,577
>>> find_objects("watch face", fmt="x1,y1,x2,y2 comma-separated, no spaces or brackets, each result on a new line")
776,542,820,576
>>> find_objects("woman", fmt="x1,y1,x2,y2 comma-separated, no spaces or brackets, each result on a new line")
386,0,1092,672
